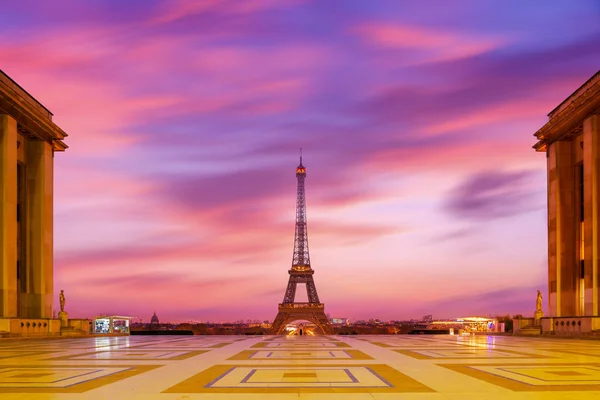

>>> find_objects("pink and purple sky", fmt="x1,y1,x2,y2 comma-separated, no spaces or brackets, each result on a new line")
3,0,600,322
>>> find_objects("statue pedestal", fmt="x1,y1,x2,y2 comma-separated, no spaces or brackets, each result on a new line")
534,310,544,326
58,311,69,328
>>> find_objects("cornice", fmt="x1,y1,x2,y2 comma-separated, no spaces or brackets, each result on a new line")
0,75,68,151
533,70,600,152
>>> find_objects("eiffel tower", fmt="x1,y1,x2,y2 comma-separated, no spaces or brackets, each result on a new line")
270,154,333,335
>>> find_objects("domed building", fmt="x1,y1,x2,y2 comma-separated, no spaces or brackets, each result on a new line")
150,311,159,325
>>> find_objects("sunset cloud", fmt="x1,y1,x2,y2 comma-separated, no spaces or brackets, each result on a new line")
148,0,289,25
443,170,544,221
353,22,504,63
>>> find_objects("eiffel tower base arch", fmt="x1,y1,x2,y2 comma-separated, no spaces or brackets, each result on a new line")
270,303,333,335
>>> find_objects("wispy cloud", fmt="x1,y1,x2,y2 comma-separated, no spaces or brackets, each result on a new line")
353,22,505,63
443,170,544,221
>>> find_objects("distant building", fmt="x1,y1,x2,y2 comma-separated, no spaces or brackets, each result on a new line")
422,315,433,323
428,317,500,333
150,311,159,324
331,318,349,325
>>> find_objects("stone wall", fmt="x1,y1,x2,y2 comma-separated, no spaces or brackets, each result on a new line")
541,316,600,335
0,317,61,337
0,317,93,337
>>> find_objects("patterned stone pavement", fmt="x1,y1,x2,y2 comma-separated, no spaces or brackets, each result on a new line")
1,334,600,398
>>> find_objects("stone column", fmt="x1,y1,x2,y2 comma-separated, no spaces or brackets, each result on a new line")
25,140,53,318
583,114,599,316
0,114,18,317
547,144,558,316
548,140,577,317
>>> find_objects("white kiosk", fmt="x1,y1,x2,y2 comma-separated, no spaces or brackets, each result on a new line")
93,315,132,335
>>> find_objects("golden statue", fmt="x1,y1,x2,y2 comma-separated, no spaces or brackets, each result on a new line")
59,289,66,312
536,289,542,312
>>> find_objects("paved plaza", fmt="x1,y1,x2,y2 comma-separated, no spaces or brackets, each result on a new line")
1,334,600,398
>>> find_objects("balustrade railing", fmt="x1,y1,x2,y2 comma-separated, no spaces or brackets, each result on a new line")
279,303,324,309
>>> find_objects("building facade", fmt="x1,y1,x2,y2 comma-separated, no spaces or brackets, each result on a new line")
533,70,600,326
0,70,67,323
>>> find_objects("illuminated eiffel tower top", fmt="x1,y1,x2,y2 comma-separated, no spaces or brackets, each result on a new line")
291,151,311,271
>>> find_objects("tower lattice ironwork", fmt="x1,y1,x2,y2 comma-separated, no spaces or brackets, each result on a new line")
270,155,333,335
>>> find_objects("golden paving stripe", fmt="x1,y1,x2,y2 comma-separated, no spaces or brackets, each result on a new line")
163,363,435,394
227,349,373,360
441,363,600,391
47,350,209,361
543,349,600,357
394,348,551,360
283,372,317,378
209,342,234,348
129,341,232,349
0,351,59,360
368,340,477,348
370,342,394,348
0,365,160,393
251,341,350,348
262,336,339,342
